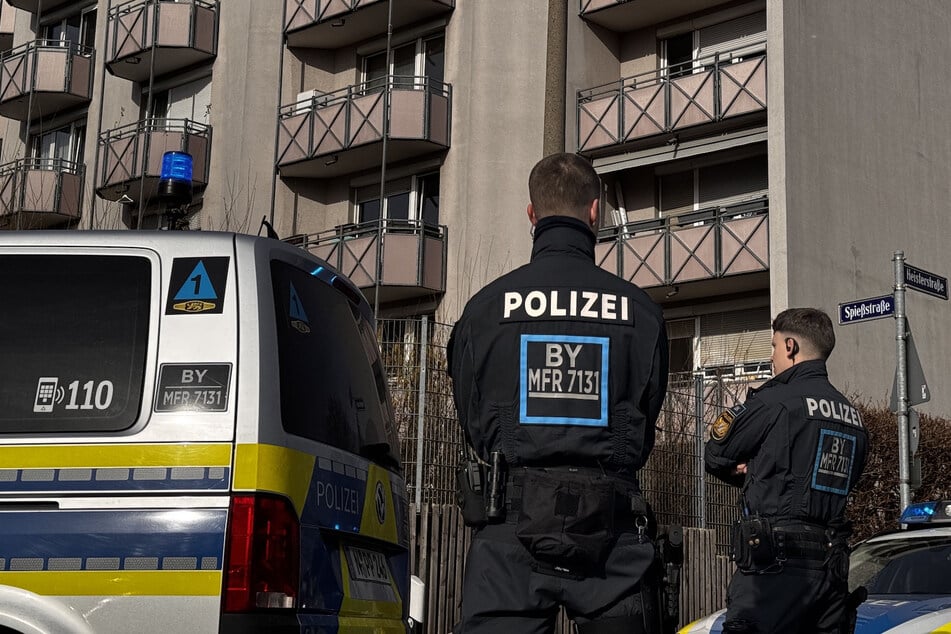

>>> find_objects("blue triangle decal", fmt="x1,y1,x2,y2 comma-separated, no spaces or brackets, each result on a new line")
289,282,308,323
174,261,218,301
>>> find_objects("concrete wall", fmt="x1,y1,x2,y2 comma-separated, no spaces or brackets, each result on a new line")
774,0,951,415
200,0,282,233
437,0,549,320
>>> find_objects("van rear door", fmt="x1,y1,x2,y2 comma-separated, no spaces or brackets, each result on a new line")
0,237,238,634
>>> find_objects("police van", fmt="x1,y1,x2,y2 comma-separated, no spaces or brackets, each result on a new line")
0,231,415,633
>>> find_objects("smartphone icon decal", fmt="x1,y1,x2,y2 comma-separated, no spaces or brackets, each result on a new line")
34,377,59,413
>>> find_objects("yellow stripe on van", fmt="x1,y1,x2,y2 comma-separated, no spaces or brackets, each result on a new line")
233,444,315,515
0,571,221,596
336,616,406,633
0,444,231,468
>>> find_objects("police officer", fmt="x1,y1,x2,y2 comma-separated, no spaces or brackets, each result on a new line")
705,308,869,634
447,153,669,634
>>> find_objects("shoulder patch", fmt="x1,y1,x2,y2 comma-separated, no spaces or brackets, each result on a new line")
710,403,747,441
711,410,734,441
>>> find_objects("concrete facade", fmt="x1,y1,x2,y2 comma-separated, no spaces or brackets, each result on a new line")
0,0,948,414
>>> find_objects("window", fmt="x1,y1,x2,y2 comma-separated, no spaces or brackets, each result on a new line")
144,75,212,123
661,10,765,74
42,6,97,49
270,261,401,470
0,255,151,433
658,154,767,216
355,173,440,226
30,121,86,164
664,32,694,78
362,33,445,91
667,318,696,374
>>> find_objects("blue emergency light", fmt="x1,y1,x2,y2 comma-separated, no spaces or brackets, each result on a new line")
900,501,938,523
157,151,194,205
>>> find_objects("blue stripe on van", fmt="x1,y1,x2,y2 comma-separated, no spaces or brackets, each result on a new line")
0,509,226,571
0,467,230,493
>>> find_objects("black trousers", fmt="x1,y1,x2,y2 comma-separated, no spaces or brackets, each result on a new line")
456,522,657,634
723,550,853,634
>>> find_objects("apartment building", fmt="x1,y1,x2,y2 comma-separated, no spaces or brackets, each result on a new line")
1,0,949,414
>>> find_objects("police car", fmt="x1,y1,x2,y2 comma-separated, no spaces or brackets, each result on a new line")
679,501,951,634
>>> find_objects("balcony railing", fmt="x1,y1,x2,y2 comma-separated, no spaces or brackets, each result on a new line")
0,158,84,229
278,76,451,178
284,0,454,49
107,0,219,82
97,118,211,206
0,40,94,121
292,219,447,304
579,0,726,32
5,0,73,13
578,42,766,153
595,200,769,288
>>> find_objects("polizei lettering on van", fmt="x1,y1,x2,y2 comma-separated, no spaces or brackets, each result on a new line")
501,289,633,323
316,480,361,514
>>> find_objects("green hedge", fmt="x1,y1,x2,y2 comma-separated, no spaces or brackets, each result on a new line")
848,401,951,543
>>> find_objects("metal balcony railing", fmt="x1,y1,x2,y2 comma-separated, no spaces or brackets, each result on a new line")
277,75,451,177
292,219,447,302
97,118,211,204
0,157,84,229
107,0,219,82
284,0,454,48
596,200,769,288
578,42,766,152
0,40,95,121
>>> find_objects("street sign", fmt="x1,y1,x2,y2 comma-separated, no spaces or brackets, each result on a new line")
838,294,895,325
908,407,920,455
890,320,931,411
904,263,948,300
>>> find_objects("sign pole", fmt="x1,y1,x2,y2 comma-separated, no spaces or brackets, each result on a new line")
894,251,911,510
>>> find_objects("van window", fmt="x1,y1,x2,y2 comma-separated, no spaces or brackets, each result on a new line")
271,261,400,470
0,255,150,433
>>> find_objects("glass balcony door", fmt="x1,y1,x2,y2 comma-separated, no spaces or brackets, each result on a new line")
363,33,445,91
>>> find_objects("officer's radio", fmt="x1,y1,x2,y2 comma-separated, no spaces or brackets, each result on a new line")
455,459,488,526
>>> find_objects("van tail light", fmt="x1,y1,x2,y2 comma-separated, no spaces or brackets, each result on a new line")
223,494,300,612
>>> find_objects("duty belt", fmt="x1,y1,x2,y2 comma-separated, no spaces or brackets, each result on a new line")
503,466,647,530
772,521,841,562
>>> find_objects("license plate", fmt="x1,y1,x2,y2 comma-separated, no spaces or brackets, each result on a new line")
344,546,391,584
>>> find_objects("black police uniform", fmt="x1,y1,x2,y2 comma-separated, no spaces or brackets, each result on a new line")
447,215,669,634
704,359,869,634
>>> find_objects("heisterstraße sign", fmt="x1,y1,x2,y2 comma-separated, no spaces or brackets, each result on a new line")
904,263,948,300
838,294,895,325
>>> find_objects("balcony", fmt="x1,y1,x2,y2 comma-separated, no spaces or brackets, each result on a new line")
596,201,768,292
0,40,94,121
107,0,219,83
278,76,450,179
5,0,73,13
0,158,84,229
293,219,447,304
578,44,766,154
285,0,454,49
97,118,211,206
579,0,727,32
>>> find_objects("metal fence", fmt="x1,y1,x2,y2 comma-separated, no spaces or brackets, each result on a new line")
378,317,763,551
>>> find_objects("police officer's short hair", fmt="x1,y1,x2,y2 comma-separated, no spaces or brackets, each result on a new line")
529,153,601,219
772,308,836,359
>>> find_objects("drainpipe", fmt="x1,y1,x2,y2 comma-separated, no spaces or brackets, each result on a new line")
543,0,567,156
